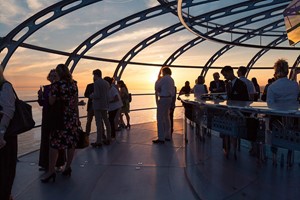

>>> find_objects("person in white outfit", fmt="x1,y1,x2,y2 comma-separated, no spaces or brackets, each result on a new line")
237,66,256,101
153,67,175,144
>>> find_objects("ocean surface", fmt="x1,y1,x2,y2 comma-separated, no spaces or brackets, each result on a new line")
16,89,184,156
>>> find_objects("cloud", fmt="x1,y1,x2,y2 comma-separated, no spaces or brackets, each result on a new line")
100,27,162,45
26,0,43,10
145,0,160,8
0,1,26,25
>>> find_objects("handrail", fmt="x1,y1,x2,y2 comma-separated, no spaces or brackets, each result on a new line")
24,92,183,129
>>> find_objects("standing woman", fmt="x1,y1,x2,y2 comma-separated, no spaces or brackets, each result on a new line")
41,64,80,182
37,69,65,171
0,64,16,200
117,80,131,129
104,77,123,138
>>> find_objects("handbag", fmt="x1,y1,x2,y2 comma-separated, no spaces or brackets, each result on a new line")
2,82,35,136
76,128,89,149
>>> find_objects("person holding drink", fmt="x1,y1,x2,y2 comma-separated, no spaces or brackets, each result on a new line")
37,69,65,171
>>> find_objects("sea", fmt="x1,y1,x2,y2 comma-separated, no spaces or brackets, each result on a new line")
16,89,184,156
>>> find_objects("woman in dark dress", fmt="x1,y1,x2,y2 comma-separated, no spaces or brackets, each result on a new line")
41,64,80,183
37,69,65,171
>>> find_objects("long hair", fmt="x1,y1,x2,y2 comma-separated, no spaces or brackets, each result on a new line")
56,64,73,82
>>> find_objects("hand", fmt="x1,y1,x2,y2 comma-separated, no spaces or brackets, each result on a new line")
38,88,43,96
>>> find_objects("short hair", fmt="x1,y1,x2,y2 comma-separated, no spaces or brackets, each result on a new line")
162,67,172,75
197,75,205,84
117,80,125,87
104,76,113,84
238,66,247,76
47,69,56,81
93,69,102,77
274,59,289,77
221,65,233,74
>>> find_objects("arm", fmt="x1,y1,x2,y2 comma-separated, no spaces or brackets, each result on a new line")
266,86,274,106
49,83,57,106
37,87,44,106
84,84,92,98
204,85,208,93
209,82,214,92
0,83,16,148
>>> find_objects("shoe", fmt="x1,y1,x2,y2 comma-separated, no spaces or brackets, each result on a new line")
103,140,110,145
152,139,165,144
62,167,72,177
55,166,64,173
126,124,131,129
165,138,171,142
41,173,56,183
91,142,102,148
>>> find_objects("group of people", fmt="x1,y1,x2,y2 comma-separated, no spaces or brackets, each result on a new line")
1,59,299,198
151,65,260,145
37,67,132,183
154,60,300,163
83,71,131,147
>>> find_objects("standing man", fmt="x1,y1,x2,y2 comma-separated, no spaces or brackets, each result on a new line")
90,69,111,147
237,66,257,155
84,81,94,135
221,65,249,159
153,67,175,144
221,66,249,101
209,72,226,93
237,66,256,101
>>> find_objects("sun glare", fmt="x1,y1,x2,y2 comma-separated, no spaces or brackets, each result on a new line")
149,71,158,83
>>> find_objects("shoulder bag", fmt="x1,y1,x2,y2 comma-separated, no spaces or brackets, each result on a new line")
1,82,35,136
76,127,89,149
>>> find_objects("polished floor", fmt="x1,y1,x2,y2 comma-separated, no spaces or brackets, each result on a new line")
13,119,197,200
12,119,300,200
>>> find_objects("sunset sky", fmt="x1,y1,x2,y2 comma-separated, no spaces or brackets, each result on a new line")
1,0,299,95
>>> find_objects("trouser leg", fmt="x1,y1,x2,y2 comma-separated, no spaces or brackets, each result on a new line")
94,110,104,143
85,109,94,134
0,136,17,200
157,98,172,140
101,110,111,141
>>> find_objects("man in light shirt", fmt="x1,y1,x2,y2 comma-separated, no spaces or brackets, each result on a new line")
153,67,175,144
267,59,299,110
267,59,299,167
90,69,111,147
237,66,256,101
